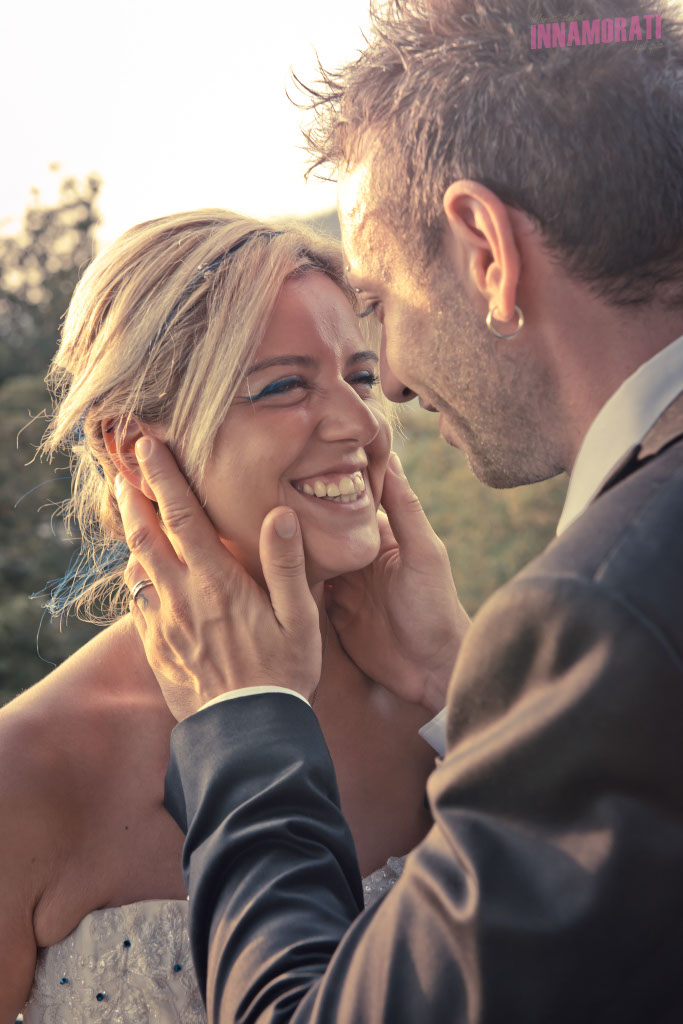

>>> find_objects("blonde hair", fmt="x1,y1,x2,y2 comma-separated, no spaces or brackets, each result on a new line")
40,208,384,624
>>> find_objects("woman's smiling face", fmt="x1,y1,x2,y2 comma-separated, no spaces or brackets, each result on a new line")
201,271,391,586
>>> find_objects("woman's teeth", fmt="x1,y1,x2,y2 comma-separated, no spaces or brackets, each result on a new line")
295,473,366,503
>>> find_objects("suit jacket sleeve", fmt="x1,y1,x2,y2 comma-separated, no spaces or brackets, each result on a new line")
165,575,683,1024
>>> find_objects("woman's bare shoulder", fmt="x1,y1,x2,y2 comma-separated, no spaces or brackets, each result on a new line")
3,615,163,726
0,617,175,923
0,622,122,809
0,618,164,816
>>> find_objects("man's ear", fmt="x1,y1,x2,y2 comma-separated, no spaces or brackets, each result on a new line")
102,418,157,502
442,179,521,325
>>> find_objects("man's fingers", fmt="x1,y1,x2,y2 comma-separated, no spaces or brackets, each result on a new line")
380,453,445,569
116,474,183,593
259,508,319,639
135,437,227,573
375,508,396,548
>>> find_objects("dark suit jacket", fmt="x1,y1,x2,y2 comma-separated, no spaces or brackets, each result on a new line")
165,393,683,1024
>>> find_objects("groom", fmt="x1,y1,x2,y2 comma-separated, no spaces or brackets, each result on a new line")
117,0,683,1020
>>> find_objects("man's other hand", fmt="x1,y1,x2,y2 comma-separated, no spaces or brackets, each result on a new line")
326,453,470,715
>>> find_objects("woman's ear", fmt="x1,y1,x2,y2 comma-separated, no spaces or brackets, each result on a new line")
102,418,157,502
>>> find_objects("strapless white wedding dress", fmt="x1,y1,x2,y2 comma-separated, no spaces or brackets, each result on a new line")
22,856,406,1022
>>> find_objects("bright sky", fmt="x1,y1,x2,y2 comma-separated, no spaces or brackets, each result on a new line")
3,0,373,245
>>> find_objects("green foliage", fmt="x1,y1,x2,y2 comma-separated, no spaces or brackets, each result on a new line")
0,171,101,383
0,176,102,704
0,374,100,705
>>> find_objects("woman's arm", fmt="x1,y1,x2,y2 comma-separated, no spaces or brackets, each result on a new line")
0,916,35,1024
0,709,54,1021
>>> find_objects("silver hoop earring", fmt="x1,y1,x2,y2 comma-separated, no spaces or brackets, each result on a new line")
486,304,525,339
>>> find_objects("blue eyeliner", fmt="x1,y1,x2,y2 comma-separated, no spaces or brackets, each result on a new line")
246,376,304,401
245,371,379,403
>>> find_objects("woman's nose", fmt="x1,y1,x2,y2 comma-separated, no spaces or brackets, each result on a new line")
316,378,381,446
380,335,417,404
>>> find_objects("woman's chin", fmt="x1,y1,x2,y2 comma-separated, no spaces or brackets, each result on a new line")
305,536,381,585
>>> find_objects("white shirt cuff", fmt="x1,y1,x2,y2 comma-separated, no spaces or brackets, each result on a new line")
418,707,447,757
200,688,448,758
201,686,311,713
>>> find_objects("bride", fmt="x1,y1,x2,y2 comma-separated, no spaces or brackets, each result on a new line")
0,210,440,1021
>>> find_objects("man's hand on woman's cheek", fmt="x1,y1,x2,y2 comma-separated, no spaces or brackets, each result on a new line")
115,437,322,721
326,453,471,716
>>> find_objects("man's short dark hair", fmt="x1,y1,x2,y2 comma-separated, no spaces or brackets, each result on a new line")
299,0,683,308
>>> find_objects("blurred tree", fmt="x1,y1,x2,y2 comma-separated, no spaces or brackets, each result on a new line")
0,174,102,703
0,169,101,382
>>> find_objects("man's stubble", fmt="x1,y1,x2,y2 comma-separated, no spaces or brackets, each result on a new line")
427,284,566,490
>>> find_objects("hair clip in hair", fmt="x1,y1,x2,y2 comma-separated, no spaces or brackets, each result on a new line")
151,230,286,353
196,261,218,280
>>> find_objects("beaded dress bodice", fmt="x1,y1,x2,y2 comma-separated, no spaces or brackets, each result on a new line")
22,856,406,1022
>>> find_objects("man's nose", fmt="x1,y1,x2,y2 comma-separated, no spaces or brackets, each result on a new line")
380,337,417,404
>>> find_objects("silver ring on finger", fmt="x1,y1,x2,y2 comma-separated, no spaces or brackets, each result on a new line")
131,578,155,603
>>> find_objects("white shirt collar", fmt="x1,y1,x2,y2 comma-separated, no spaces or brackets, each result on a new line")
556,334,683,535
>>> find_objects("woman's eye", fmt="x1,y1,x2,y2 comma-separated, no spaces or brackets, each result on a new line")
249,376,307,401
246,371,378,403
358,302,381,320
351,371,379,389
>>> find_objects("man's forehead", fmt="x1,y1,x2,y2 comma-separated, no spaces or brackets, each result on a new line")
338,161,371,226
338,161,390,282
